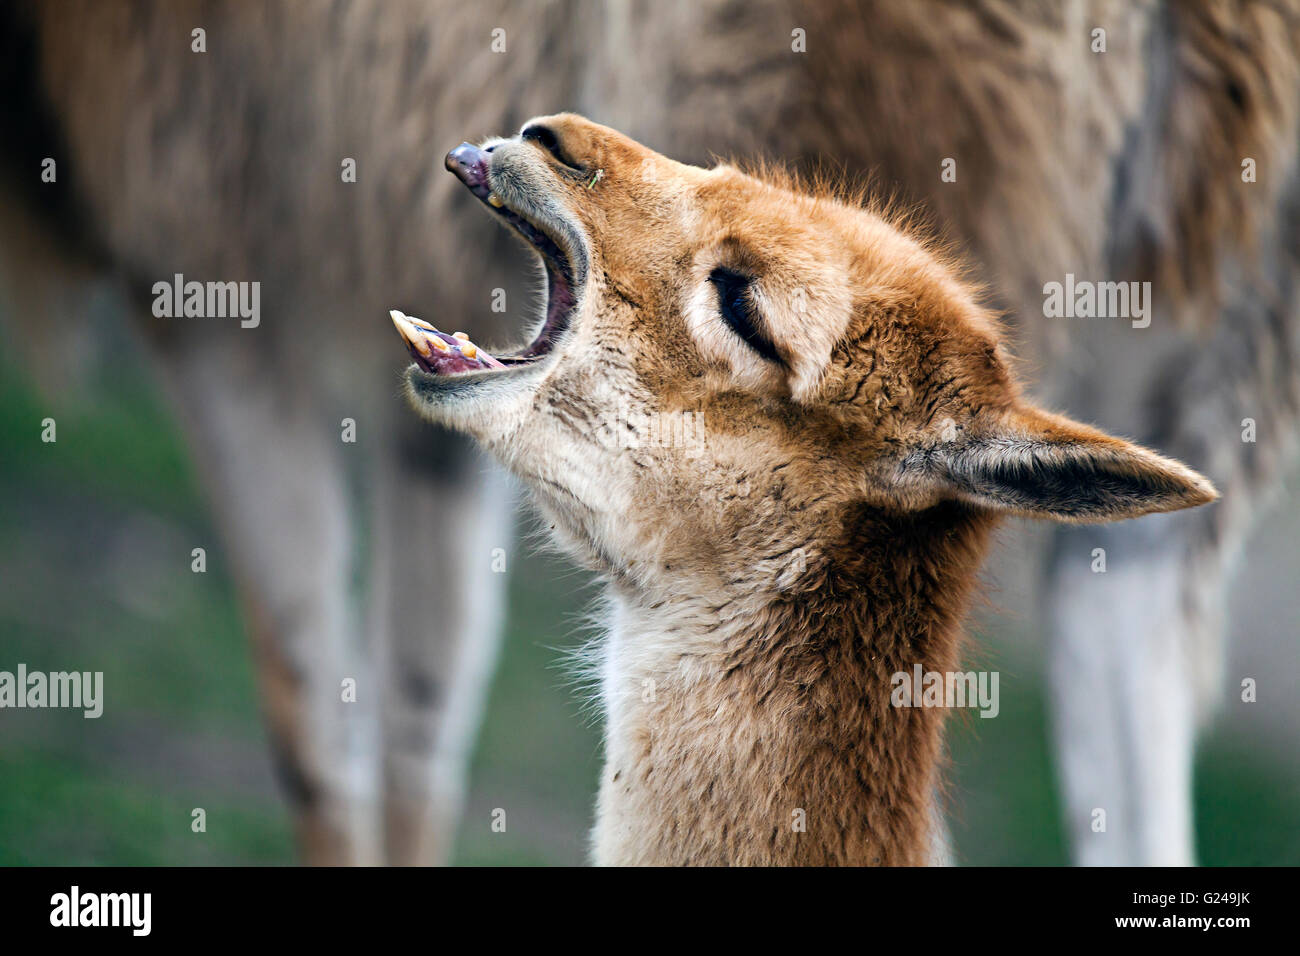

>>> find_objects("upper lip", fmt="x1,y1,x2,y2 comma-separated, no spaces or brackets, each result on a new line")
444,143,573,283
433,141,580,367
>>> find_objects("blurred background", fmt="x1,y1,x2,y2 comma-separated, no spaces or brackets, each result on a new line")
1,312,1296,864
2,0,1298,866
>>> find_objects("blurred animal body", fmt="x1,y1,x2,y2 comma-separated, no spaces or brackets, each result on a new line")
2,0,1297,864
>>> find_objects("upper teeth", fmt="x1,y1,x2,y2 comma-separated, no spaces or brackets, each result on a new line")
487,193,504,208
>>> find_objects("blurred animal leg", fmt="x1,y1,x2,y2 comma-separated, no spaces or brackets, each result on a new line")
369,419,511,865
1045,518,1226,866
147,334,378,865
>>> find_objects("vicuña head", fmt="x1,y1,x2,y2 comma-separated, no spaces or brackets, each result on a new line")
391,113,1217,865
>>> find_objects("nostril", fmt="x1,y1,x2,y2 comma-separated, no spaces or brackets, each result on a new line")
522,124,560,153
522,124,583,171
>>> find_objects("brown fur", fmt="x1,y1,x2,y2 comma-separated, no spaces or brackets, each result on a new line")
406,114,1216,864
592,503,995,865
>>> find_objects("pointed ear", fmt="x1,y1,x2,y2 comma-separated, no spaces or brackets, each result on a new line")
917,405,1218,523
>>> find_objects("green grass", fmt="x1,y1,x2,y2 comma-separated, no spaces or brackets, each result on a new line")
1195,735,1300,866
0,348,201,520
0,748,292,866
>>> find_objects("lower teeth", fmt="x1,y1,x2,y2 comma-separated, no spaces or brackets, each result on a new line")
390,309,504,369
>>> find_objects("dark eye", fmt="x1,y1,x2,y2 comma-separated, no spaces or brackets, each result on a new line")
522,124,582,171
708,267,783,365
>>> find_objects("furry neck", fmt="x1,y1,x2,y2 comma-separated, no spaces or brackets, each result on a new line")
590,501,996,866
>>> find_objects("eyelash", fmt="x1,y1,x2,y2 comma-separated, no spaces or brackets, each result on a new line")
708,267,783,365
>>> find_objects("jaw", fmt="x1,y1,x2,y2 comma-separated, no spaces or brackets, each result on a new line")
402,345,549,444
397,139,590,441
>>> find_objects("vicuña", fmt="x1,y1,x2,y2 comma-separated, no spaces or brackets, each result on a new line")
392,114,1217,866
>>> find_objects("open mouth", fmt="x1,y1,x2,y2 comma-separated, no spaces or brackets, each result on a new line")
391,142,580,377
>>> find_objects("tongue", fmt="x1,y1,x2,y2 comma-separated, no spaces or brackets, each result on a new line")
390,310,506,374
